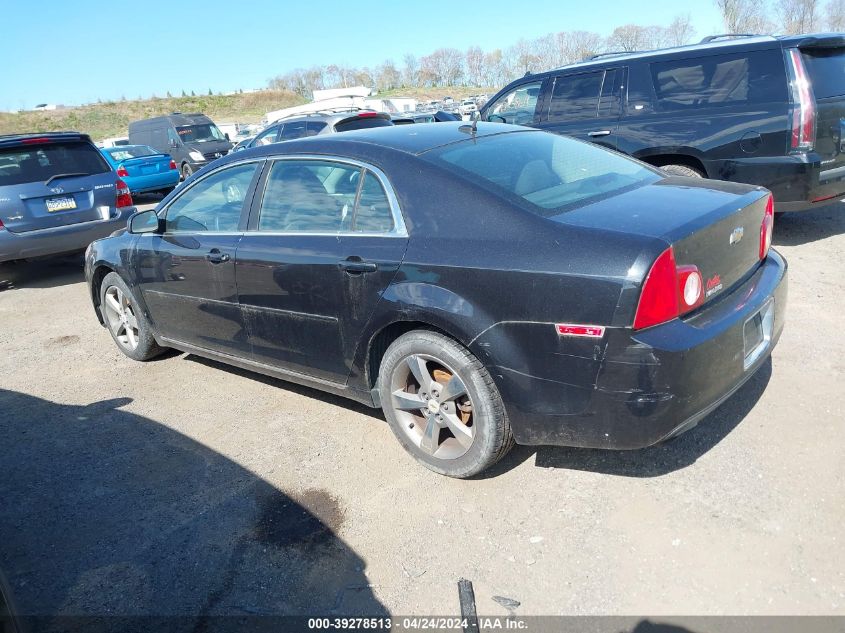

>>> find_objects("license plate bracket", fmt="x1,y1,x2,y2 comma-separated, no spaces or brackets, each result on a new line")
743,299,775,370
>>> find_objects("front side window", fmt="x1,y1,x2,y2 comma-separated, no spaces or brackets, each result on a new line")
424,130,660,217
164,162,258,232
548,71,603,121
650,50,786,111
485,81,543,125
280,121,308,140
252,127,279,147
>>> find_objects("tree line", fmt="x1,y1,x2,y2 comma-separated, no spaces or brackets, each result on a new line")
268,0,845,99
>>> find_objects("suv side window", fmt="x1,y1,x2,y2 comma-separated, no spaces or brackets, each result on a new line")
164,162,258,233
548,71,604,121
485,81,543,125
280,121,308,140
650,49,787,111
306,121,327,136
252,126,279,147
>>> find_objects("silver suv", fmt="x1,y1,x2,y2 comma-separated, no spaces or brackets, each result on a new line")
234,110,393,151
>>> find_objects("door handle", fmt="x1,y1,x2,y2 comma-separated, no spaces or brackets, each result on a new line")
206,249,230,264
339,258,378,274
587,130,612,137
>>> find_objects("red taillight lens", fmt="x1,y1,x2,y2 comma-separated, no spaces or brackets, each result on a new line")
169,159,177,170
633,247,705,330
356,111,379,118
634,247,679,330
116,165,129,178
115,178,133,208
787,49,816,151
760,194,774,260
0,217,5,230
21,137,52,145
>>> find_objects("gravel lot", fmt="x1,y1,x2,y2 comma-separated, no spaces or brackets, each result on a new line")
1,195,843,621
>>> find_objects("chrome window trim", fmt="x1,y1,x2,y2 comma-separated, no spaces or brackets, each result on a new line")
256,154,408,238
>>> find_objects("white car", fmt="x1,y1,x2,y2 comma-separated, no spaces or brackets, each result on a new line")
459,100,477,116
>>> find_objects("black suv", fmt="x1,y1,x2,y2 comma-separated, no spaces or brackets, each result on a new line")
480,33,845,212
235,110,393,151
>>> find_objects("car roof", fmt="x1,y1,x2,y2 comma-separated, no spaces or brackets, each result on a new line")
270,110,390,125
230,121,529,160
518,32,845,78
0,131,93,147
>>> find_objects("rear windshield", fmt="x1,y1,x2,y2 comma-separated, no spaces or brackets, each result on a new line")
176,123,226,143
424,131,660,216
333,117,393,133
0,141,110,187
802,48,845,99
105,145,159,161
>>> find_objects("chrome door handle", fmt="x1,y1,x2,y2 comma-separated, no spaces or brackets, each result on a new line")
587,130,612,137
340,258,377,274
206,250,230,264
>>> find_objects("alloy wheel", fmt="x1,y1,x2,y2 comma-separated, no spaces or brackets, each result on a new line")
103,285,140,351
390,354,475,460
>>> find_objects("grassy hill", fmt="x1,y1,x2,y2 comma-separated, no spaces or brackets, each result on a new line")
0,86,496,141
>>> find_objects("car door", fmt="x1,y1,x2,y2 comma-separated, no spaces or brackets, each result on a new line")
235,157,409,384
536,68,624,150
132,159,263,355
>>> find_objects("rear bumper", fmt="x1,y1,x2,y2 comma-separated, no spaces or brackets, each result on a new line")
0,207,134,263
705,153,845,211
124,171,179,194
497,250,788,449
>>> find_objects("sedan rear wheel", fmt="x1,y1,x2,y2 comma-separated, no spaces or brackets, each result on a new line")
100,272,165,361
379,330,514,478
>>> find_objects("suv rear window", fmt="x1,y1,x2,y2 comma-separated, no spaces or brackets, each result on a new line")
333,117,393,133
0,141,110,187
801,48,845,99
424,131,659,216
650,50,786,111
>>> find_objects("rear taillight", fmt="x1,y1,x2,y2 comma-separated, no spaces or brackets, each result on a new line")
633,247,704,330
357,111,379,118
115,178,133,208
760,194,774,260
786,49,816,151
0,217,5,230
169,159,177,170
116,165,129,178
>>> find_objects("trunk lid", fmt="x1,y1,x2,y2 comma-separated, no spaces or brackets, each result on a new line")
0,140,116,233
119,154,173,178
555,177,769,305
800,45,845,190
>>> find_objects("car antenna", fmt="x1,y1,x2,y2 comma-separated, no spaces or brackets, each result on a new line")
459,112,479,137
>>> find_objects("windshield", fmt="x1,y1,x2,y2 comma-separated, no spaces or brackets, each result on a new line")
0,141,110,187
105,145,159,161
424,131,660,217
176,123,226,143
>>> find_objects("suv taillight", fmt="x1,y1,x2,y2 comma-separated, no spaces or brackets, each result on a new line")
633,247,704,330
116,165,129,178
760,194,774,260
115,178,133,208
786,48,816,152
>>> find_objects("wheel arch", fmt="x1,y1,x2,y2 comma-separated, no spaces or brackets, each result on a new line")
90,264,116,324
636,152,708,177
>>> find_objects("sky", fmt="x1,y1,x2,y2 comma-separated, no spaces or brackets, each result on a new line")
0,0,725,111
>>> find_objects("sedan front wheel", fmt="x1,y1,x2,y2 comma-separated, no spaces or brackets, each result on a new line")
100,272,165,361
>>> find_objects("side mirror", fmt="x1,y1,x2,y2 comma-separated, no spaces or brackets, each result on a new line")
128,209,161,234
224,132,230,141
169,138,178,149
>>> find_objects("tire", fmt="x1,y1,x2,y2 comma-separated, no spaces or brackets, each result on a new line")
100,272,165,361
659,164,704,178
378,330,514,478
181,163,193,181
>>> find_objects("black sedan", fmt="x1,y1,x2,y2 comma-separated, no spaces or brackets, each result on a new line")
84,123,787,478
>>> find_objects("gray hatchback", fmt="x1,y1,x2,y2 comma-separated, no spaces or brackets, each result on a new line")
0,132,135,263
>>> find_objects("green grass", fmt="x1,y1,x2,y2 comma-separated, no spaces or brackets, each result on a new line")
0,87,497,141
0,91,307,141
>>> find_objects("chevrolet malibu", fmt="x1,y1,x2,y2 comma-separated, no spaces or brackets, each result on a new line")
84,123,787,478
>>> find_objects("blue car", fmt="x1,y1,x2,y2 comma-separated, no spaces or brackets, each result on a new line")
100,145,179,195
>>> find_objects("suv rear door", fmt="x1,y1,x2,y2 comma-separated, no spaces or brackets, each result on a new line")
536,67,624,149
798,43,845,194
0,137,116,233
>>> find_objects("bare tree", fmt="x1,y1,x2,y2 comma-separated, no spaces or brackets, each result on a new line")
826,0,845,29
776,0,819,33
482,49,506,87
465,46,484,86
375,60,401,92
666,14,697,46
608,24,653,51
714,0,773,33
402,54,419,88
554,30,605,65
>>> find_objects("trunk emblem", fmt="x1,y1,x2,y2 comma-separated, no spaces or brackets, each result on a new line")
729,226,744,245
50,186,64,194
706,274,723,297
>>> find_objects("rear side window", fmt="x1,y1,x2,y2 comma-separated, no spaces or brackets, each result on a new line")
333,117,393,133
306,121,327,136
0,141,110,187
548,71,604,121
650,50,786,111
353,171,394,233
801,48,845,99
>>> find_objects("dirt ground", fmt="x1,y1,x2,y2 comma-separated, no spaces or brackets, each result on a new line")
1,196,843,621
